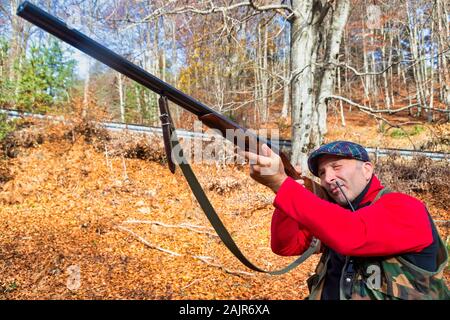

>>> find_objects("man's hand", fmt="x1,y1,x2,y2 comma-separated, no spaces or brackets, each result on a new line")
293,165,305,186
240,144,288,193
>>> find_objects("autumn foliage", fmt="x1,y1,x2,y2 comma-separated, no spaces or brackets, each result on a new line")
0,118,320,299
0,114,448,299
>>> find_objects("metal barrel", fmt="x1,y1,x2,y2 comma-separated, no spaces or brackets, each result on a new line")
16,1,235,123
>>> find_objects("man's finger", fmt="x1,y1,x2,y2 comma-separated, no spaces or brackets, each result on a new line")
256,155,272,167
261,143,272,157
236,147,246,157
250,164,262,176
239,144,278,168
244,151,272,166
242,150,258,162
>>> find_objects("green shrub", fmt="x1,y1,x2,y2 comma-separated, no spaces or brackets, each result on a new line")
0,113,16,142
0,38,14,108
389,125,425,138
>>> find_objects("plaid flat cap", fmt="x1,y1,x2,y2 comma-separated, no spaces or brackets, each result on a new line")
307,141,370,177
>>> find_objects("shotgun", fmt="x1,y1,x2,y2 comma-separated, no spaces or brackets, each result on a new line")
17,1,327,274
16,1,327,199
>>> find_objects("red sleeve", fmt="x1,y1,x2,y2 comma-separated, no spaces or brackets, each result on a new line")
271,208,313,256
273,177,433,257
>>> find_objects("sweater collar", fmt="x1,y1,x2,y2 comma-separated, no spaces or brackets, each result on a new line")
351,174,384,210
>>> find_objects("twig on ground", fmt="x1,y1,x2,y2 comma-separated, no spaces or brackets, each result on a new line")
117,226,182,256
192,255,255,277
123,219,218,238
117,226,254,277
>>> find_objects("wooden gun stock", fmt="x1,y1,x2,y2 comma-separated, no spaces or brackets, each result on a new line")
199,113,329,200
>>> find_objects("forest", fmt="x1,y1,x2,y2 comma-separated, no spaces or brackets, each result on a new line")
0,0,449,301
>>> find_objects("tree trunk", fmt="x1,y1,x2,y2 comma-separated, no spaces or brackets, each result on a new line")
370,31,379,109
337,64,345,126
290,0,350,170
362,23,371,107
80,1,96,118
254,63,260,125
381,24,391,110
82,63,90,118
117,72,125,123
9,0,28,100
406,1,425,116
261,23,269,123
389,33,395,107
281,40,290,119
290,0,320,169
135,85,142,123
281,77,290,119
436,0,449,112
315,0,350,142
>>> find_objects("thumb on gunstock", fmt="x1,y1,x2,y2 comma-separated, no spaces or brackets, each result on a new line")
293,165,305,186
260,143,272,157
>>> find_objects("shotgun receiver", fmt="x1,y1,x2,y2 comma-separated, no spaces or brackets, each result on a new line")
16,1,327,199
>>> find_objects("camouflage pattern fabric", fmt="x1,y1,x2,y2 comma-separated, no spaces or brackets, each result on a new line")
306,189,450,300
349,241,449,300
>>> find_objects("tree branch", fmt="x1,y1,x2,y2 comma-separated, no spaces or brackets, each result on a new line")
143,1,294,21
325,95,446,150
327,95,450,114
332,47,450,76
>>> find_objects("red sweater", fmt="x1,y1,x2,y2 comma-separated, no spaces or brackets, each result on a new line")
271,175,433,257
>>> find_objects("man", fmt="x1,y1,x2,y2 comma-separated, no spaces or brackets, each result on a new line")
243,140,449,300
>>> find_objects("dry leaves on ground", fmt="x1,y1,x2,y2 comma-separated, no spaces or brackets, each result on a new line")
0,121,448,299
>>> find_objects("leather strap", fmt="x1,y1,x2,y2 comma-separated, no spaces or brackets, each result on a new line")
372,187,391,203
160,96,319,274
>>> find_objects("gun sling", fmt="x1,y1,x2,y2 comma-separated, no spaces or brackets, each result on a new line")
159,96,320,275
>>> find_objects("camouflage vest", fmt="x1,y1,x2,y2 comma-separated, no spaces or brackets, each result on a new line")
306,188,450,300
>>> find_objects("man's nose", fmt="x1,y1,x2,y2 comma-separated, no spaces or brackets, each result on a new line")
324,169,337,185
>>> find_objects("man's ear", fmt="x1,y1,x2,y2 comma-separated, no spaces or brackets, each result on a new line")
362,162,374,181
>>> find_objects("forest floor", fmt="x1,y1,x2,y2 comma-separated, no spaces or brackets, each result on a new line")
0,109,448,299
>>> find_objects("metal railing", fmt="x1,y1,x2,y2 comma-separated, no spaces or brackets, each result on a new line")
2,108,449,161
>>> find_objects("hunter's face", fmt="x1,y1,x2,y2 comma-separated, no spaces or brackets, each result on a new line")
317,155,373,206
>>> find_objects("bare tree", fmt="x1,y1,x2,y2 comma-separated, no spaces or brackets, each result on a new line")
131,0,351,170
